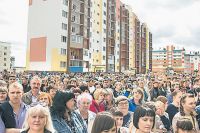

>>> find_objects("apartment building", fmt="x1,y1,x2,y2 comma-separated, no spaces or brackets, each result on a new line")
27,0,90,72
0,41,11,71
26,0,152,73
152,45,185,73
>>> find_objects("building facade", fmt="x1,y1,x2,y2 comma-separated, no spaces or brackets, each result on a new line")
26,0,152,73
0,41,11,71
152,45,185,73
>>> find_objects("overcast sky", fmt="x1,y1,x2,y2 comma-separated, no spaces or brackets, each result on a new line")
0,0,200,67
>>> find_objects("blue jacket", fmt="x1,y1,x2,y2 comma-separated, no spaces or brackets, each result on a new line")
128,99,138,112
51,111,87,133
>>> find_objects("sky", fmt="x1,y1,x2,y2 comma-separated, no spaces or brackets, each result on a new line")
0,0,200,67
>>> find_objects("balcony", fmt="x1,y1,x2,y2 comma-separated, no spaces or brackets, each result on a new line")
70,35,83,48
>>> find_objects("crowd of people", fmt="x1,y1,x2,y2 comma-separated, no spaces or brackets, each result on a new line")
0,70,200,133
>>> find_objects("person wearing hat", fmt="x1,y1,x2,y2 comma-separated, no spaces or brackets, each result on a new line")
51,91,87,133
115,96,133,128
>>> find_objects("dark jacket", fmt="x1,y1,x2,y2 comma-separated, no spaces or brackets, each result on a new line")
21,129,52,133
0,101,16,128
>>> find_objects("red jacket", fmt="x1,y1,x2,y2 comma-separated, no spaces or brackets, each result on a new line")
89,100,105,113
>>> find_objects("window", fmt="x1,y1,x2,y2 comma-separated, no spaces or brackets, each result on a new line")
4,47,7,50
104,20,106,24
72,4,76,10
97,13,100,16
104,29,106,33
61,48,66,55
4,58,6,61
63,0,68,6
97,31,99,34
103,56,105,60
62,10,67,18
4,52,6,55
97,22,99,25
72,16,75,22
61,36,67,42
72,27,75,32
97,40,99,43
4,63,6,66
103,47,106,51
104,2,106,7
104,11,106,16
62,23,67,30
60,61,66,68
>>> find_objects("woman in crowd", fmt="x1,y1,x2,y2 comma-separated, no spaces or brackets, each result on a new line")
76,93,96,130
46,86,57,99
172,93,199,132
89,88,105,113
131,106,156,133
176,118,195,133
21,104,55,133
129,88,144,112
116,96,133,128
113,82,123,98
91,112,117,133
0,86,8,104
104,88,115,111
37,92,52,107
50,91,87,133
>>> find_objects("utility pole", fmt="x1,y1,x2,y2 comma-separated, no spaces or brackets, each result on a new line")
67,0,72,72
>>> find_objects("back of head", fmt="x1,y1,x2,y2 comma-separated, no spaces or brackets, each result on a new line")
176,118,194,132
91,112,116,133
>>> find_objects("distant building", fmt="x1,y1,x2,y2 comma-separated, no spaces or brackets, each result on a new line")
188,51,200,74
10,56,15,69
152,45,185,73
0,41,11,71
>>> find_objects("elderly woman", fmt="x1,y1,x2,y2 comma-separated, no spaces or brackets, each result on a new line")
76,93,96,130
89,88,105,113
21,104,55,133
50,91,87,133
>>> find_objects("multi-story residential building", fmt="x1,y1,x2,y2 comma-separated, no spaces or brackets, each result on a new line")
152,45,185,73
0,41,11,71
134,16,141,73
26,0,90,72
26,0,152,73
188,52,200,74
149,32,153,71
141,23,147,74
120,3,129,72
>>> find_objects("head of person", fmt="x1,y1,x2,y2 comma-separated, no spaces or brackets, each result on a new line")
72,88,82,101
93,88,105,103
171,82,180,92
0,80,7,87
133,88,144,103
69,78,77,86
37,92,52,107
21,76,28,85
0,86,8,103
116,96,129,115
91,112,116,133
133,106,156,133
22,104,55,133
112,111,123,130
172,90,182,105
80,85,90,93
180,93,196,116
103,79,109,88
138,80,144,88
30,76,42,95
8,75,16,85
114,82,122,90
95,82,102,89
51,91,75,118
8,81,23,104
87,79,95,87
153,81,159,88
104,88,114,103
77,93,92,112
176,118,195,133
156,96,168,110
46,85,57,99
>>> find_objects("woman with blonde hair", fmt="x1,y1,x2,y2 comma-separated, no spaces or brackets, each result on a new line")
21,104,55,133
